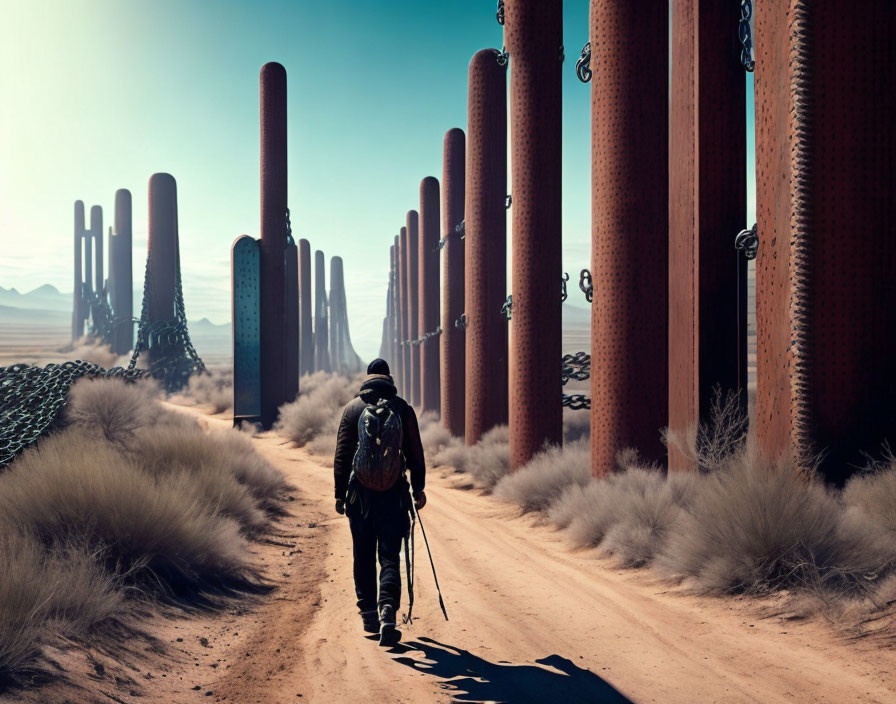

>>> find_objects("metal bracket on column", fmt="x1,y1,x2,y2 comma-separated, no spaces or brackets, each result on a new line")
735,223,758,260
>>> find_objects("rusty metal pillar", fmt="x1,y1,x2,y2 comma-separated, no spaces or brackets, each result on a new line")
329,256,343,372
668,0,746,472
505,0,564,469
146,173,179,368
399,227,410,396
406,210,420,407
72,200,85,340
755,0,896,483
258,61,288,427
592,0,669,477
314,249,330,373
111,189,133,354
298,238,314,375
465,49,508,445
441,128,465,437
91,206,103,295
419,177,441,414
285,239,299,400
83,205,93,298
389,243,399,372
392,235,402,387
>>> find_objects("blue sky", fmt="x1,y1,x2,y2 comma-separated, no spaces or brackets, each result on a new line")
0,0,754,361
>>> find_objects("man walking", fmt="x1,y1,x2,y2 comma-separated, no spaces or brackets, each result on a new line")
333,358,426,646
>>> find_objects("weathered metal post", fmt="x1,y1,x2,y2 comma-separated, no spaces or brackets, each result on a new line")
83,205,94,299
298,238,314,375
91,206,103,295
111,189,133,354
72,200,85,340
754,0,896,483
392,235,402,387
329,256,343,371
314,249,330,373
505,0,564,469
387,243,397,370
591,0,669,476
668,0,747,471
441,128,465,437
146,173,179,368
259,61,288,428
406,210,421,407
232,234,261,425
419,177,441,414
465,49,508,445
399,227,410,395
285,237,299,400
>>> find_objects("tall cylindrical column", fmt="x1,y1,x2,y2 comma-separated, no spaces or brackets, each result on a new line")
147,173,179,367
399,227,410,396
392,235,402,387
314,249,330,373
406,210,420,407
259,61,288,428
505,0,564,469
112,189,133,354
298,238,314,375
465,49,508,445
90,206,103,295
668,0,747,471
441,128,465,437
419,177,441,414
329,256,343,371
754,0,896,483
83,206,93,297
592,0,669,476
285,239,299,400
72,200,85,340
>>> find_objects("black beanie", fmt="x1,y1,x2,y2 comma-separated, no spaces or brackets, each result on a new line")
367,358,390,376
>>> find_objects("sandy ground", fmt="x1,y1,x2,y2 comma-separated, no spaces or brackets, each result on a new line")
6,403,895,703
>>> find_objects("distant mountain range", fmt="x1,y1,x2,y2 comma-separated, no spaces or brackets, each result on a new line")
0,284,71,311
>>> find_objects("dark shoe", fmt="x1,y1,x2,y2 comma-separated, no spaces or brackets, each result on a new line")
360,609,379,634
378,604,399,647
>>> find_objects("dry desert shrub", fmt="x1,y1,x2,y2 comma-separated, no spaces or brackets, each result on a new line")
493,440,591,513
170,366,233,413
0,531,123,685
0,430,251,592
438,425,510,490
843,465,896,535
65,377,161,444
276,372,361,446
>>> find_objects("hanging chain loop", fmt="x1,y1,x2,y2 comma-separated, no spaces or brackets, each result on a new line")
501,294,513,321
579,268,594,303
739,0,755,72
735,223,759,260
576,42,593,82
561,272,569,302
454,313,468,330
496,0,505,25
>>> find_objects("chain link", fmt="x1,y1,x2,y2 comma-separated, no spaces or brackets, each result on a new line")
402,326,443,347
579,268,594,303
735,223,758,260
455,313,468,330
496,47,509,67
561,272,569,302
505,195,512,209
576,41,593,83
562,394,591,410
496,0,504,25
0,361,147,468
501,294,513,321
739,0,755,72
561,352,591,385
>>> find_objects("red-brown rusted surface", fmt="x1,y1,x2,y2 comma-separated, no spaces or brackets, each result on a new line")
441,128,466,437
399,226,410,397
259,62,288,428
668,0,746,472
755,0,896,483
406,210,421,407
72,200,85,340
505,0,563,469
419,177,441,414
284,239,298,401
147,173,179,368
391,235,401,385
592,0,668,477
112,189,133,354
465,49,508,445
298,238,314,376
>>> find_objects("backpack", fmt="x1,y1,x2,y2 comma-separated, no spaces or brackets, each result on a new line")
352,398,404,491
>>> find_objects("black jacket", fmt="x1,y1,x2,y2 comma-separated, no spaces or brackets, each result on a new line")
333,374,426,501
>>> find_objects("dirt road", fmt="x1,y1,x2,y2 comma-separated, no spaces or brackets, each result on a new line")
169,416,890,704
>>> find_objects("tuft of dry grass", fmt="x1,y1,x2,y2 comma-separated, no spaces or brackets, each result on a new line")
170,366,233,414
436,425,510,490
493,440,591,512
276,373,362,447
66,377,161,444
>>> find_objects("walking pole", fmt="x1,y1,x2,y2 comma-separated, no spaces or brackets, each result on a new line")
412,498,449,621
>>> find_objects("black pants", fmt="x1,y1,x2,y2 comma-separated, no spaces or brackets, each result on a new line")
346,482,410,613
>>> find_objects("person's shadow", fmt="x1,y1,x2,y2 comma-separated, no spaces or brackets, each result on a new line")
390,637,633,703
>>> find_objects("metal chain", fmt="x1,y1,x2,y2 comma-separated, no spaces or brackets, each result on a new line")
496,47,509,67
501,294,513,321
0,361,147,468
739,0,755,72
496,0,504,25
562,394,591,411
403,326,443,347
285,207,294,245
735,223,759,260
579,268,594,303
561,352,591,385
440,220,466,250
455,313,468,330
561,273,569,302
576,41,593,83
505,195,512,209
